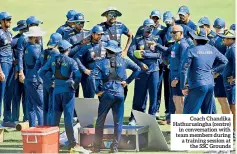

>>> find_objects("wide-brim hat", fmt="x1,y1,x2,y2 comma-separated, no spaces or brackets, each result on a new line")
104,40,122,53
101,7,122,17
24,26,46,37
218,29,235,39
12,24,27,32
188,28,209,41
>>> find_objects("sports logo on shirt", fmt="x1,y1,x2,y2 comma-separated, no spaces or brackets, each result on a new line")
171,51,175,58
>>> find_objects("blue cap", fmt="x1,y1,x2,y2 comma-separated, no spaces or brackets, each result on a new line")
105,40,122,53
12,20,27,32
163,11,173,23
143,19,155,26
66,10,78,20
230,24,235,31
91,25,104,34
68,13,89,23
189,28,209,41
197,17,210,26
178,6,190,15
26,16,43,25
58,40,72,51
150,10,161,19
213,18,225,29
47,33,62,48
0,12,12,20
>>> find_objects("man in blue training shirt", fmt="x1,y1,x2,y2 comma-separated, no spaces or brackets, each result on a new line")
39,40,82,152
135,10,165,37
90,40,140,153
210,18,230,114
56,10,78,39
0,12,13,126
23,26,45,127
128,19,162,125
34,33,62,125
180,28,228,114
99,6,133,100
218,29,236,139
73,25,106,98
99,6,133,57
4,20,28,126
17,16,43,84
197,17,216,40
176,5,197,31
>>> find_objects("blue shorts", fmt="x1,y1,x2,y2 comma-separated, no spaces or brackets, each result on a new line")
225,84,236,105
172,82,183,96
214,76,227,97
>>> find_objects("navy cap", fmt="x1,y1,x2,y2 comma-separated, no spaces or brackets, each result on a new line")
230,24,235,31
197,17,211,26
58,40,72,51
91,25,104,34
189,28,209,41
12,20,27,32
150,10,161,19
163,11,173,23
66,10,78,20
68,13,89,23
178,6,190,15
0,12,12,20
26,16,43,25
101,6,122,17
213,18,225,29
105,40,122,53
47,33,62,48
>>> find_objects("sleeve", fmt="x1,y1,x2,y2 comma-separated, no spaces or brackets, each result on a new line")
231,47,235,78
125,59,141,84
180,49,193,90
56,27,64,36
73,46,88,72
39,58,52,82
122,23,129,36
34,55,42,72
127,39,144,67
69,45,82,57
212,47,228,74
71,59,81,89
88,61,103,94
16,37,26,72
135,26,143,37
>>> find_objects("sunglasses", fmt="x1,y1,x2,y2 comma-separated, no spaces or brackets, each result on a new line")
171,31,181,34
75,21,85,25
5,18,11,22
108,13,117,18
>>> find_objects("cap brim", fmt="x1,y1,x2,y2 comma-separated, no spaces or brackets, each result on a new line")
178,11,187,15
164,18,173,23
24,31,46,37
217,33,235,39
151,14,161,18
101,10,122,17
105,46,122,53
189,31,209,41
12,25,27,32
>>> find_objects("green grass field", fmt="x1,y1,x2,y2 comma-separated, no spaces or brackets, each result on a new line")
0,0,235,153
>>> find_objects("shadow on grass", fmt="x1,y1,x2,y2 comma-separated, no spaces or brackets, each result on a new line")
0,149,22,153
